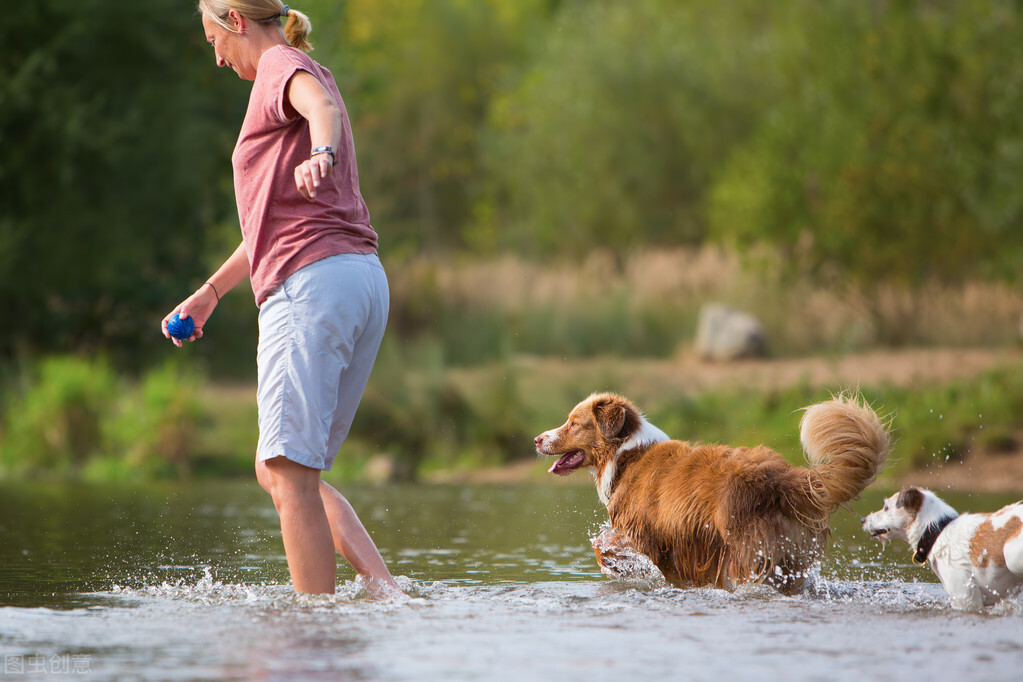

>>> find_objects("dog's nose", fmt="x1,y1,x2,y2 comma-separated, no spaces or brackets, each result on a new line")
859,518,866,524
534,435,543,447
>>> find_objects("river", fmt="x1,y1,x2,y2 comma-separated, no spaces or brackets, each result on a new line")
1,481,1020,680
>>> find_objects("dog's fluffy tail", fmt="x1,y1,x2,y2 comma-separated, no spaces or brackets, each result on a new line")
799,393,891,514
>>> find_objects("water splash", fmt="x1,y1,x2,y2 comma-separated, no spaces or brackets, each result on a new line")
990,592,1023,616
107,567,425,610
590,523,667,588
110,567,282,605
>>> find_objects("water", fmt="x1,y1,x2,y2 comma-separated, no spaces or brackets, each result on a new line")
1,481,1021,681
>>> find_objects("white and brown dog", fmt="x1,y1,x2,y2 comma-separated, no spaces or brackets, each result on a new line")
862,487,1023,610
535,392,891,594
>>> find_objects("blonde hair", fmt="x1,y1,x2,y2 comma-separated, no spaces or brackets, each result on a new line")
197,0,313,52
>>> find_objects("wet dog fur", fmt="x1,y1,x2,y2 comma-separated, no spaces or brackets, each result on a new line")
862,487,1023,609
535,392,891,593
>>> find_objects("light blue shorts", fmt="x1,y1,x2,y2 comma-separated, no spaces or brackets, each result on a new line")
255,253,388,471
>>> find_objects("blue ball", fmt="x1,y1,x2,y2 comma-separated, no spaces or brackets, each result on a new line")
168,314,195,340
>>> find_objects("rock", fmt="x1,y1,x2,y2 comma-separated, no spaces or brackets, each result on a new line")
695,303,767,361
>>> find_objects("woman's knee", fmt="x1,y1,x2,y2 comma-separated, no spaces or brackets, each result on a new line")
255,457,276,496
256,457,321,508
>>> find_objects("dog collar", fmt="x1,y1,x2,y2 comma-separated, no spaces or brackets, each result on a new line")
913,514,957,564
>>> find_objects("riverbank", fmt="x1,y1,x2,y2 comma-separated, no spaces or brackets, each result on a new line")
429,445,1023,494
429,346,1023,493
3,346,1020,490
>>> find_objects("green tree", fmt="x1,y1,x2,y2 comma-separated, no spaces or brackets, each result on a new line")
709,0,1023,287
0,0,246,363
319,0,555,254
479,0,777,255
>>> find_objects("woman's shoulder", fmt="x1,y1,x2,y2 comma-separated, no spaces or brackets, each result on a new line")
260,44,321,73
254,45,341,105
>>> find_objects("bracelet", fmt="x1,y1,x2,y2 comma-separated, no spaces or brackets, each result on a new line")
311,145,335,162
205,281,220,301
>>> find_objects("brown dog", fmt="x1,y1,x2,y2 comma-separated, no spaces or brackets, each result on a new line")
535,392,891,593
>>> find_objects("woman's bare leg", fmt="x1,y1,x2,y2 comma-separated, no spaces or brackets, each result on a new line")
319,481,402,597
256,457,336,594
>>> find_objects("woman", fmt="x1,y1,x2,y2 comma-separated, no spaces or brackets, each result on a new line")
163,0,402,598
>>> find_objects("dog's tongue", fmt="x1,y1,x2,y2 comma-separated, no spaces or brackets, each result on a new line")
548,452,584,476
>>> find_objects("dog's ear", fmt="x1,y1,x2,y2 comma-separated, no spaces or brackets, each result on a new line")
592,396,639,441
896,487,924,512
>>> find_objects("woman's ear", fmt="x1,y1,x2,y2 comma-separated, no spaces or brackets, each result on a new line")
227,9,245,32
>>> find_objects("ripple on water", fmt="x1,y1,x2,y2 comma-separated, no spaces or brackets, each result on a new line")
76,542,1022,648
96,559,1023,621
14,568,1014,682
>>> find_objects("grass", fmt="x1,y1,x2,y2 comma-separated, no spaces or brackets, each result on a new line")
2,247,1021,483
2,346,1020,484
384,247,1023,362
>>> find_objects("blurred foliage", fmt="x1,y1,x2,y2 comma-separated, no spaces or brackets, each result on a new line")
4,0,1023,365
4,1,1023,483
325,0,556,256
0,355,207,480
478,0,777,253
708,0,1023,288
354,336,540,480
883,363,1023,469
606,363,1023,483
5,349,1021,483
103,360,207,479
0,0,250,365
0,356,117,475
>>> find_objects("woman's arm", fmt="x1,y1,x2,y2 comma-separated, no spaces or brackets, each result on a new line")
162,241,249,347
285,70,342,201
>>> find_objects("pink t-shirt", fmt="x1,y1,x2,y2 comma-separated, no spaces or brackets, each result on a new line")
232,45,378,305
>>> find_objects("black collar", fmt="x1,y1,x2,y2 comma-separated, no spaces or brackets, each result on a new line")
913,515,957,564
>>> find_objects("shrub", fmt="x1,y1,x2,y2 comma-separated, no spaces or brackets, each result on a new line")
0,356,207,479
0,356,117,476
105,360,206,478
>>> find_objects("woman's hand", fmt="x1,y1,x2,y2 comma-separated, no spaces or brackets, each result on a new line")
285,70,342,201
294,152,334,201
161,283,219,348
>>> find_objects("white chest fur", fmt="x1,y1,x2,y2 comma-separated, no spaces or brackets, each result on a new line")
596,418,670,507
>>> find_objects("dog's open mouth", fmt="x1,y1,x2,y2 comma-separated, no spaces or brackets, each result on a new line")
869,528,889,540
548,451,585,476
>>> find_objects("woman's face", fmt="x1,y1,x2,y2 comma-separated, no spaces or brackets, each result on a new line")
201,11,257,81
